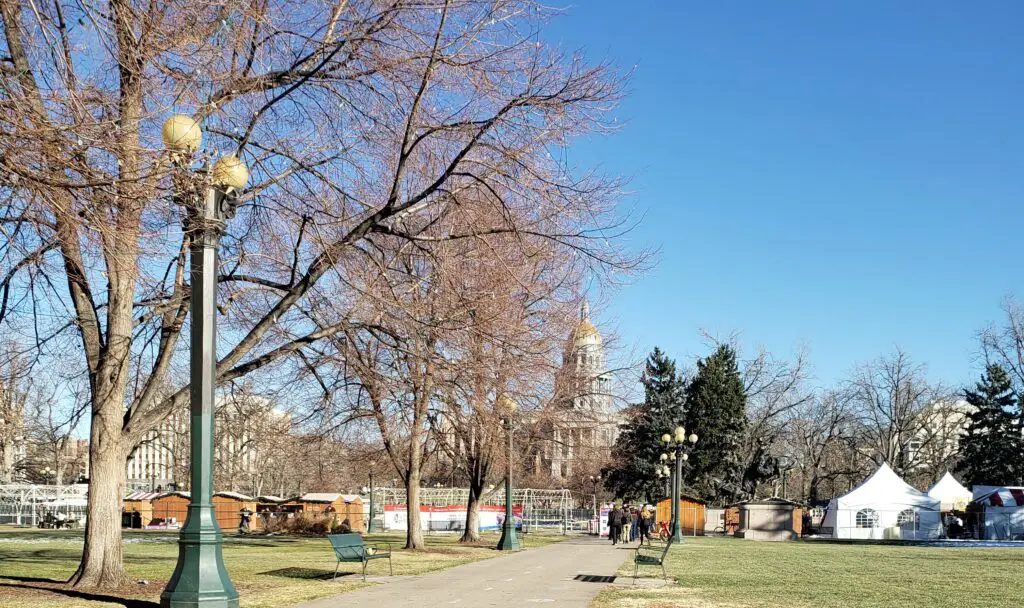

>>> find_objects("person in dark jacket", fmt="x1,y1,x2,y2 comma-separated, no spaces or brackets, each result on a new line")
607,505,623,545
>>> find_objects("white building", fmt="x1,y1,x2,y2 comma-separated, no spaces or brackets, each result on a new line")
126,394,290,491
535,302,621,480
906,399,974,473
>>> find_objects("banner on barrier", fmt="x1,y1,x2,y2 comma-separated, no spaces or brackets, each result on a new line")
383,504,523,532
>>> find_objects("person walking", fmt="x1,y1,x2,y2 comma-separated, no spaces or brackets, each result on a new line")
607,503,622,545
637,506,653,546
621,504,632,545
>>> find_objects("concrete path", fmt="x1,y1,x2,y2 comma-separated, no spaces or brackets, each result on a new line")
297,536,634,608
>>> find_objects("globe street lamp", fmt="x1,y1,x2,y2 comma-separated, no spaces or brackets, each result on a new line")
41,467,55,484
160,114,247,608
367,460,377,533
588,474,601,535
661,427,699,543
495,396,520,551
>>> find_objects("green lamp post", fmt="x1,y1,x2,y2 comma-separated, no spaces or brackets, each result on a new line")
661,427,698,543
160,114,247,608
496,396,520,551
367,461,376,533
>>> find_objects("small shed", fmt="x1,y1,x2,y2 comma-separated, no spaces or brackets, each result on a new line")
123,491,161,528
656,493,706,536
295,493,364,529
213,492,258,531
150,491,258,531
150,491,190,528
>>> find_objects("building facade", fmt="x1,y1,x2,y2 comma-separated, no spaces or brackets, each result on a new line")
535,302,621,480
126,394,291,492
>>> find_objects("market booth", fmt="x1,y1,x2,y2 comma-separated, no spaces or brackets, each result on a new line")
967,487,1024,540
656,493,706,536
213,491,258,531
294,493,364,529
149,491,257,531
122,491,161,528
821,463,941,540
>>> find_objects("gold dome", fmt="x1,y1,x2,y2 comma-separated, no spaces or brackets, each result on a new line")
568,318,602,348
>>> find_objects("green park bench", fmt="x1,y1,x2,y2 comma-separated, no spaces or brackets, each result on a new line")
633,537,673,583
327,533,393,581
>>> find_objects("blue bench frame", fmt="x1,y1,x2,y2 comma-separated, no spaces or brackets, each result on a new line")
633,537,673,583
327,533,393,581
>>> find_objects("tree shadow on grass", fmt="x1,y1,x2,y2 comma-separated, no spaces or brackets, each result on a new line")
258,566,353,581
0,582,159,608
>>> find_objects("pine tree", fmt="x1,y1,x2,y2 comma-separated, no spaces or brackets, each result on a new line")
602,348,686,502
956,364,1024,487
684,344,748,503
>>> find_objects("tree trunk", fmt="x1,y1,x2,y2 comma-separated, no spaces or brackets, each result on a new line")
69,417,129,588
460,480,483,543
405,464,424,549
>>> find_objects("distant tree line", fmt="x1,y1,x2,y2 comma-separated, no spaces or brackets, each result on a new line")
603,299,1024,506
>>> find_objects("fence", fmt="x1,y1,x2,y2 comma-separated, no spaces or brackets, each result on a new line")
0,484,89,527
365,487,591,535
810,508,1024,541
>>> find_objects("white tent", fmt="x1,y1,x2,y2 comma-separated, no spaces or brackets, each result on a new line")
821,463,942,540
927,472,973,511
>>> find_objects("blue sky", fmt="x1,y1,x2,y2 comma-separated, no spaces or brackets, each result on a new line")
548,2,1024,388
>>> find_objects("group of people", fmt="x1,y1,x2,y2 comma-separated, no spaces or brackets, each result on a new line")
606,503,654,546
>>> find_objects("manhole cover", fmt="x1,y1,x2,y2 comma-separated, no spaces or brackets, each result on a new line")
574,575,617,583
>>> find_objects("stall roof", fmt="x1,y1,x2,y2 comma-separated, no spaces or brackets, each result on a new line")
256,495,287,503
125,491,162,501
215,491,254,501
298,492,343,503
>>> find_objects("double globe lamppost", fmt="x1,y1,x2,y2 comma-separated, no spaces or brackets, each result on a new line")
495,396,521,551
660,427,698,543
160,114,248,608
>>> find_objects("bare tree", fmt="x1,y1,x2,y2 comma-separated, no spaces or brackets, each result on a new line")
1,0,637,586
980,297,1024,398
0,348,29,482
847,348,936,477
783,390,858,503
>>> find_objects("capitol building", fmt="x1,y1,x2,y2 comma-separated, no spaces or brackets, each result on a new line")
532,301,622,480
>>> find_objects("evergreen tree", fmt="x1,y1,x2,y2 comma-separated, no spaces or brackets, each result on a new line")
602,348,686,502
684,344,748,503
956,364,1024,487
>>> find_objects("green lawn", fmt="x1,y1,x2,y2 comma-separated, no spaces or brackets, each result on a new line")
0,526,564,608
595,536,1024,608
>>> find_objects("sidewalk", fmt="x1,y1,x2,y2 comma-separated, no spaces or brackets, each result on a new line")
297,536,634,608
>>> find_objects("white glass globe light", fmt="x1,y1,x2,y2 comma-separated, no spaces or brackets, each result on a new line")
162,114,202,153
212,154,249,190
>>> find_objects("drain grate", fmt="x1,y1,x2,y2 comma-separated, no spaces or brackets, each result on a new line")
574,575,617,583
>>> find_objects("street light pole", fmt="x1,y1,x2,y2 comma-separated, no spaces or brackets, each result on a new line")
661,427,699,543
368,461,376,533
496,396,520,551
160,115,248,608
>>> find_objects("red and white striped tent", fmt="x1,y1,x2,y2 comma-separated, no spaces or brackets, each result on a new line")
975,488,1024,507
969,487,1024,540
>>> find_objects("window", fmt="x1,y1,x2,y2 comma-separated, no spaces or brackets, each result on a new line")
855,509,879,528
897,509,918,526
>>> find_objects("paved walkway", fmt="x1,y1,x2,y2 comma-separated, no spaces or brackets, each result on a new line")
297,536,634,608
